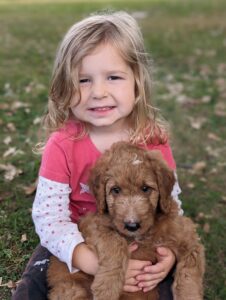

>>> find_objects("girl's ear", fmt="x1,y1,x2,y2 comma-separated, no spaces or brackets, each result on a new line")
147,151,175,214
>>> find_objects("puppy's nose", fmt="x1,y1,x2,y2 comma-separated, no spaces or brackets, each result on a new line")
124,222,140,232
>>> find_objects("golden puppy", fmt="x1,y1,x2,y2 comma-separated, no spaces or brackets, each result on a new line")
47,142,205,300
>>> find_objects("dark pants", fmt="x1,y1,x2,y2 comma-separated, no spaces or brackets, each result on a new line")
12,244,173,300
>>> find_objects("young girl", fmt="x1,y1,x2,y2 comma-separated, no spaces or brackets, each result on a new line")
13,10,182,300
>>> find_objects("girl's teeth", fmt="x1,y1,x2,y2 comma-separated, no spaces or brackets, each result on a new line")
93,106,112,111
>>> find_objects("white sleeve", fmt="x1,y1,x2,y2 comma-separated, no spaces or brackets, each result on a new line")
171,172,184,216
32,176,84,273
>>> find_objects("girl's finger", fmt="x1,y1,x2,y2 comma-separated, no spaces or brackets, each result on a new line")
138,278,160,289
123,284,142,293
143,282,159,293
144,263,165,274
125,269,144,279
128,259,152,271
124,276,138,286
136,271,165,282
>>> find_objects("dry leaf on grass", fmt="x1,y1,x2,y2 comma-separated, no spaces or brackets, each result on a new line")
203,223,210,233
0,103,9,110
3,136,12,145
191,161,207,174
166,82,184,96
0,280,17,288
11,101,30,111
188,116,207,130
21,233,27,243
0,163,22,181
3,148,25,158
215,101,226,117
33,117,42,125
22,179,38,195
208,133,222,141
201,95,211,103
6,122,16,132
187,182,195,189
3,147,16,158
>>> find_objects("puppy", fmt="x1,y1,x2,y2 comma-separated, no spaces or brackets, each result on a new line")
47,142,205,300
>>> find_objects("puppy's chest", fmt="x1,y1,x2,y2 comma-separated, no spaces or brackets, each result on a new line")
130,240,158,264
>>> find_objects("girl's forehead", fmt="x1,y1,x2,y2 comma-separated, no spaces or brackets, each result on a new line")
79,43,131,72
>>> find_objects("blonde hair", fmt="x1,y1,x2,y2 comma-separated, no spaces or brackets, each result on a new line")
41,10,168,148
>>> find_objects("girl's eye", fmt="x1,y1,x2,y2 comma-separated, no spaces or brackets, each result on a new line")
110,186,121,195
79,78,90,84
108,75,122,81
141,185,152,193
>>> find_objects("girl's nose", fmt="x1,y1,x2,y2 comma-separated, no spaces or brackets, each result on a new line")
91,80,107,99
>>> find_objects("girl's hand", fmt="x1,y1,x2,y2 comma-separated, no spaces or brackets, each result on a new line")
136,247,176,292
72,243,99,275
123,243,152,292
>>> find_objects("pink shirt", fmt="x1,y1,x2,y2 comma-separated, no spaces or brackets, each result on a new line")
39,121,176,223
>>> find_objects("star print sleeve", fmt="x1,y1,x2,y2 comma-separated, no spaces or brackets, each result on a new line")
32,176,84,273
171,172,183,216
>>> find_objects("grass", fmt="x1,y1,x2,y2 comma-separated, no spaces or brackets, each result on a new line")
0,0,226,299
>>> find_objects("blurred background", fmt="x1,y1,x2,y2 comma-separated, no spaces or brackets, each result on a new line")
0,0,226,299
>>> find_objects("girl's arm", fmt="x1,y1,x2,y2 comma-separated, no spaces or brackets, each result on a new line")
32,176,84,273
72,243,99,275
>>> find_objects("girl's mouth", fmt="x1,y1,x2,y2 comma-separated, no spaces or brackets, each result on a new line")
89,106,115,112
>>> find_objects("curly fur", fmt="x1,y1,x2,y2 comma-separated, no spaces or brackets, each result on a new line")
47,142,205,300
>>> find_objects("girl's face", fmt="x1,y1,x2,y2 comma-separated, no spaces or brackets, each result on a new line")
70,43,136,132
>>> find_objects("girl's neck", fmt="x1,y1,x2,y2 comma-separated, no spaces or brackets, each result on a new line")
89,123,130,153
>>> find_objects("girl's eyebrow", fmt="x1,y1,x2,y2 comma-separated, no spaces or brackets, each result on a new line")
79,70,128,76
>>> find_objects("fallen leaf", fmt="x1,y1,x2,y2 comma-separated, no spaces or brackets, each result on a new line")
208,133,221,141
187,182,195,189
0,163,23,181
199,64,211,77
191,161,207,174
33,117,42,125
206,49,216,57
3,136,12,145
11,101,30,110
3,147,16,158
0,103,9,110
197,212,205,219
22,179,38,195
215,101,226,117
215,78,226,93
217,63,226,75
21,233,27,242
203,223,210,233
0,280,16,288
6,122,16,132
188,117,207,130
166,82,184,96
201,95,211,103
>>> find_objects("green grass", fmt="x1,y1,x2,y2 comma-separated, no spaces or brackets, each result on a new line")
0,1,226,299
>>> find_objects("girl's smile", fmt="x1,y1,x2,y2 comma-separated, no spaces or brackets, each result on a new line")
70,43,136,132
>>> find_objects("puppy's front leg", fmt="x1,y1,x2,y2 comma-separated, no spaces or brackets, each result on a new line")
79,214,129,300
91,231,129,300
173,243,205,300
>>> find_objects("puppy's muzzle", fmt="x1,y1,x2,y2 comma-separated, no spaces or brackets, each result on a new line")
124,222,140,232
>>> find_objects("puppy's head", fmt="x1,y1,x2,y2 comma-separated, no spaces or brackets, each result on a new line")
89,141,175,238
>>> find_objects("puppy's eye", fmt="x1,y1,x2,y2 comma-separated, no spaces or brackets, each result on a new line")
110,186,121,195
141,185,152,193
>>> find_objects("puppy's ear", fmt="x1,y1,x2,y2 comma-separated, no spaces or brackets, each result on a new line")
147,151,175,214
88,152,112,215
